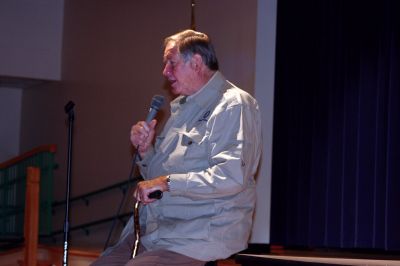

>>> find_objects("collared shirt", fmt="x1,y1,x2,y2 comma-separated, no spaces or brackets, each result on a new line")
137,71,262,261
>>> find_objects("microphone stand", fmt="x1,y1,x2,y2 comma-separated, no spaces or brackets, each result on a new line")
63,101,75,266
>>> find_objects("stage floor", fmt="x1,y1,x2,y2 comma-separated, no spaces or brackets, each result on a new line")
236,253,400,266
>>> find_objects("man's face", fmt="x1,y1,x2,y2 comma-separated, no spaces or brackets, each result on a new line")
162,42,197,96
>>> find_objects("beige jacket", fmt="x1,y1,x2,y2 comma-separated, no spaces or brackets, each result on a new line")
137,71,262,261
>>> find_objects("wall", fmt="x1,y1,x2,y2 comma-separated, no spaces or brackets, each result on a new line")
0,0,64,163
0,0,64,80
251,0,277,244
0,88,22,162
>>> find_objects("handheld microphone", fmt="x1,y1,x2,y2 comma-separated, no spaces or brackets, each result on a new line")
146,95,165,123
143,95,165,199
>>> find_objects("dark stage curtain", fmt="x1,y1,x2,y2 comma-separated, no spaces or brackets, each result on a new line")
271,0,400,250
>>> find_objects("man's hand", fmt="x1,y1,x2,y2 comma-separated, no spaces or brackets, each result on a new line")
133,176,169,204
130,120,157,157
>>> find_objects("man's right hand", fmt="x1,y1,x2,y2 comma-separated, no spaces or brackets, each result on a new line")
133,175,169,204
130,119,157,157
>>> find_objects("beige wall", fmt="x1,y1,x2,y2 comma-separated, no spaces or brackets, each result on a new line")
20,0,257,249
0,87,22,162
0,0,63,80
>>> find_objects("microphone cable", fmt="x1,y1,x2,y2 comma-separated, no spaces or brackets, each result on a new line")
103,150,141,251
103,95,165,251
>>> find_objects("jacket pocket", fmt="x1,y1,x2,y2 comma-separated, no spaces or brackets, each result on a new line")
157,200,215,240
179,131,209,170
157,216,211,240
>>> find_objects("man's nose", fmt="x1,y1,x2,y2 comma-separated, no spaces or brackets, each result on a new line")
162,64,170,77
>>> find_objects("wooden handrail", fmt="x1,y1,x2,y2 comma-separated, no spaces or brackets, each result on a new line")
0,144,56,169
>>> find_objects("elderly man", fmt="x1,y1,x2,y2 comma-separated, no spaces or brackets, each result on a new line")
92,29,262,266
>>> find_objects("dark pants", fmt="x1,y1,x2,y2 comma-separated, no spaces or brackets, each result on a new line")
90,233,206,266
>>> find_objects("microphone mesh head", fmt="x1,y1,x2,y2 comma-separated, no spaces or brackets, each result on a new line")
151,95,165,110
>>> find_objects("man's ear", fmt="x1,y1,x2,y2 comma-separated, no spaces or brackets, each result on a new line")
190,54,203,71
